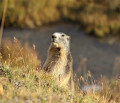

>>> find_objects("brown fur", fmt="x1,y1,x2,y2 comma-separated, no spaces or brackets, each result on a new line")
42,33,74,94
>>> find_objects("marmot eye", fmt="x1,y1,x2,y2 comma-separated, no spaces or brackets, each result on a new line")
62,35,64,37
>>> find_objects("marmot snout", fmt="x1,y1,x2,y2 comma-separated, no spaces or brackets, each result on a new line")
51,32,70,50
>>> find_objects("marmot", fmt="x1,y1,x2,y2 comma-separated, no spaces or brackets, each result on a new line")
42,32,74,92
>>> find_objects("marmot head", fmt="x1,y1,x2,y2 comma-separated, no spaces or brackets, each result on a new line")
51,32,70,50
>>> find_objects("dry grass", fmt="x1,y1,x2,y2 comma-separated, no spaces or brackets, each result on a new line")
0,39,119,103
0,0,8,46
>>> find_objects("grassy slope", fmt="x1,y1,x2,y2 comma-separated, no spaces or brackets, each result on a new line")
0,39,119,103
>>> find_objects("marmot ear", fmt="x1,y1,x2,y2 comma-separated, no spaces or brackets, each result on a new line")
67,36,70,40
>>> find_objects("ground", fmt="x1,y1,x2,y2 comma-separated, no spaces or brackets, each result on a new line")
0,39,119,103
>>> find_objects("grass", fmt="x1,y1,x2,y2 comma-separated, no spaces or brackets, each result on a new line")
0,0,8,46
0,39,119,103
0,1,119,102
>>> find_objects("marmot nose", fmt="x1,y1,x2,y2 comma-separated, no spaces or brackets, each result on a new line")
52,35,56,39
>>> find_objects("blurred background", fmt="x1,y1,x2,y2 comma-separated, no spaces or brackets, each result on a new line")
0,0,120,79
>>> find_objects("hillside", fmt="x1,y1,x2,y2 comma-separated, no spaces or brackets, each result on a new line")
0,39,119,103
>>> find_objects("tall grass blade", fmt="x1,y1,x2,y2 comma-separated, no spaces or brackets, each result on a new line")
0,0,8,47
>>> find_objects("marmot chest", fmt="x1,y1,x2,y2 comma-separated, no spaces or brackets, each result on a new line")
49,50,68,79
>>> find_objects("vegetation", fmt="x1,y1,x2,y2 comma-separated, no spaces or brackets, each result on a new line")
0,39,119,103
0,1,119,102
0,0,120,37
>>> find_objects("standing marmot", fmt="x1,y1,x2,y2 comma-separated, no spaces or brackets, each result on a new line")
42,32,74,93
